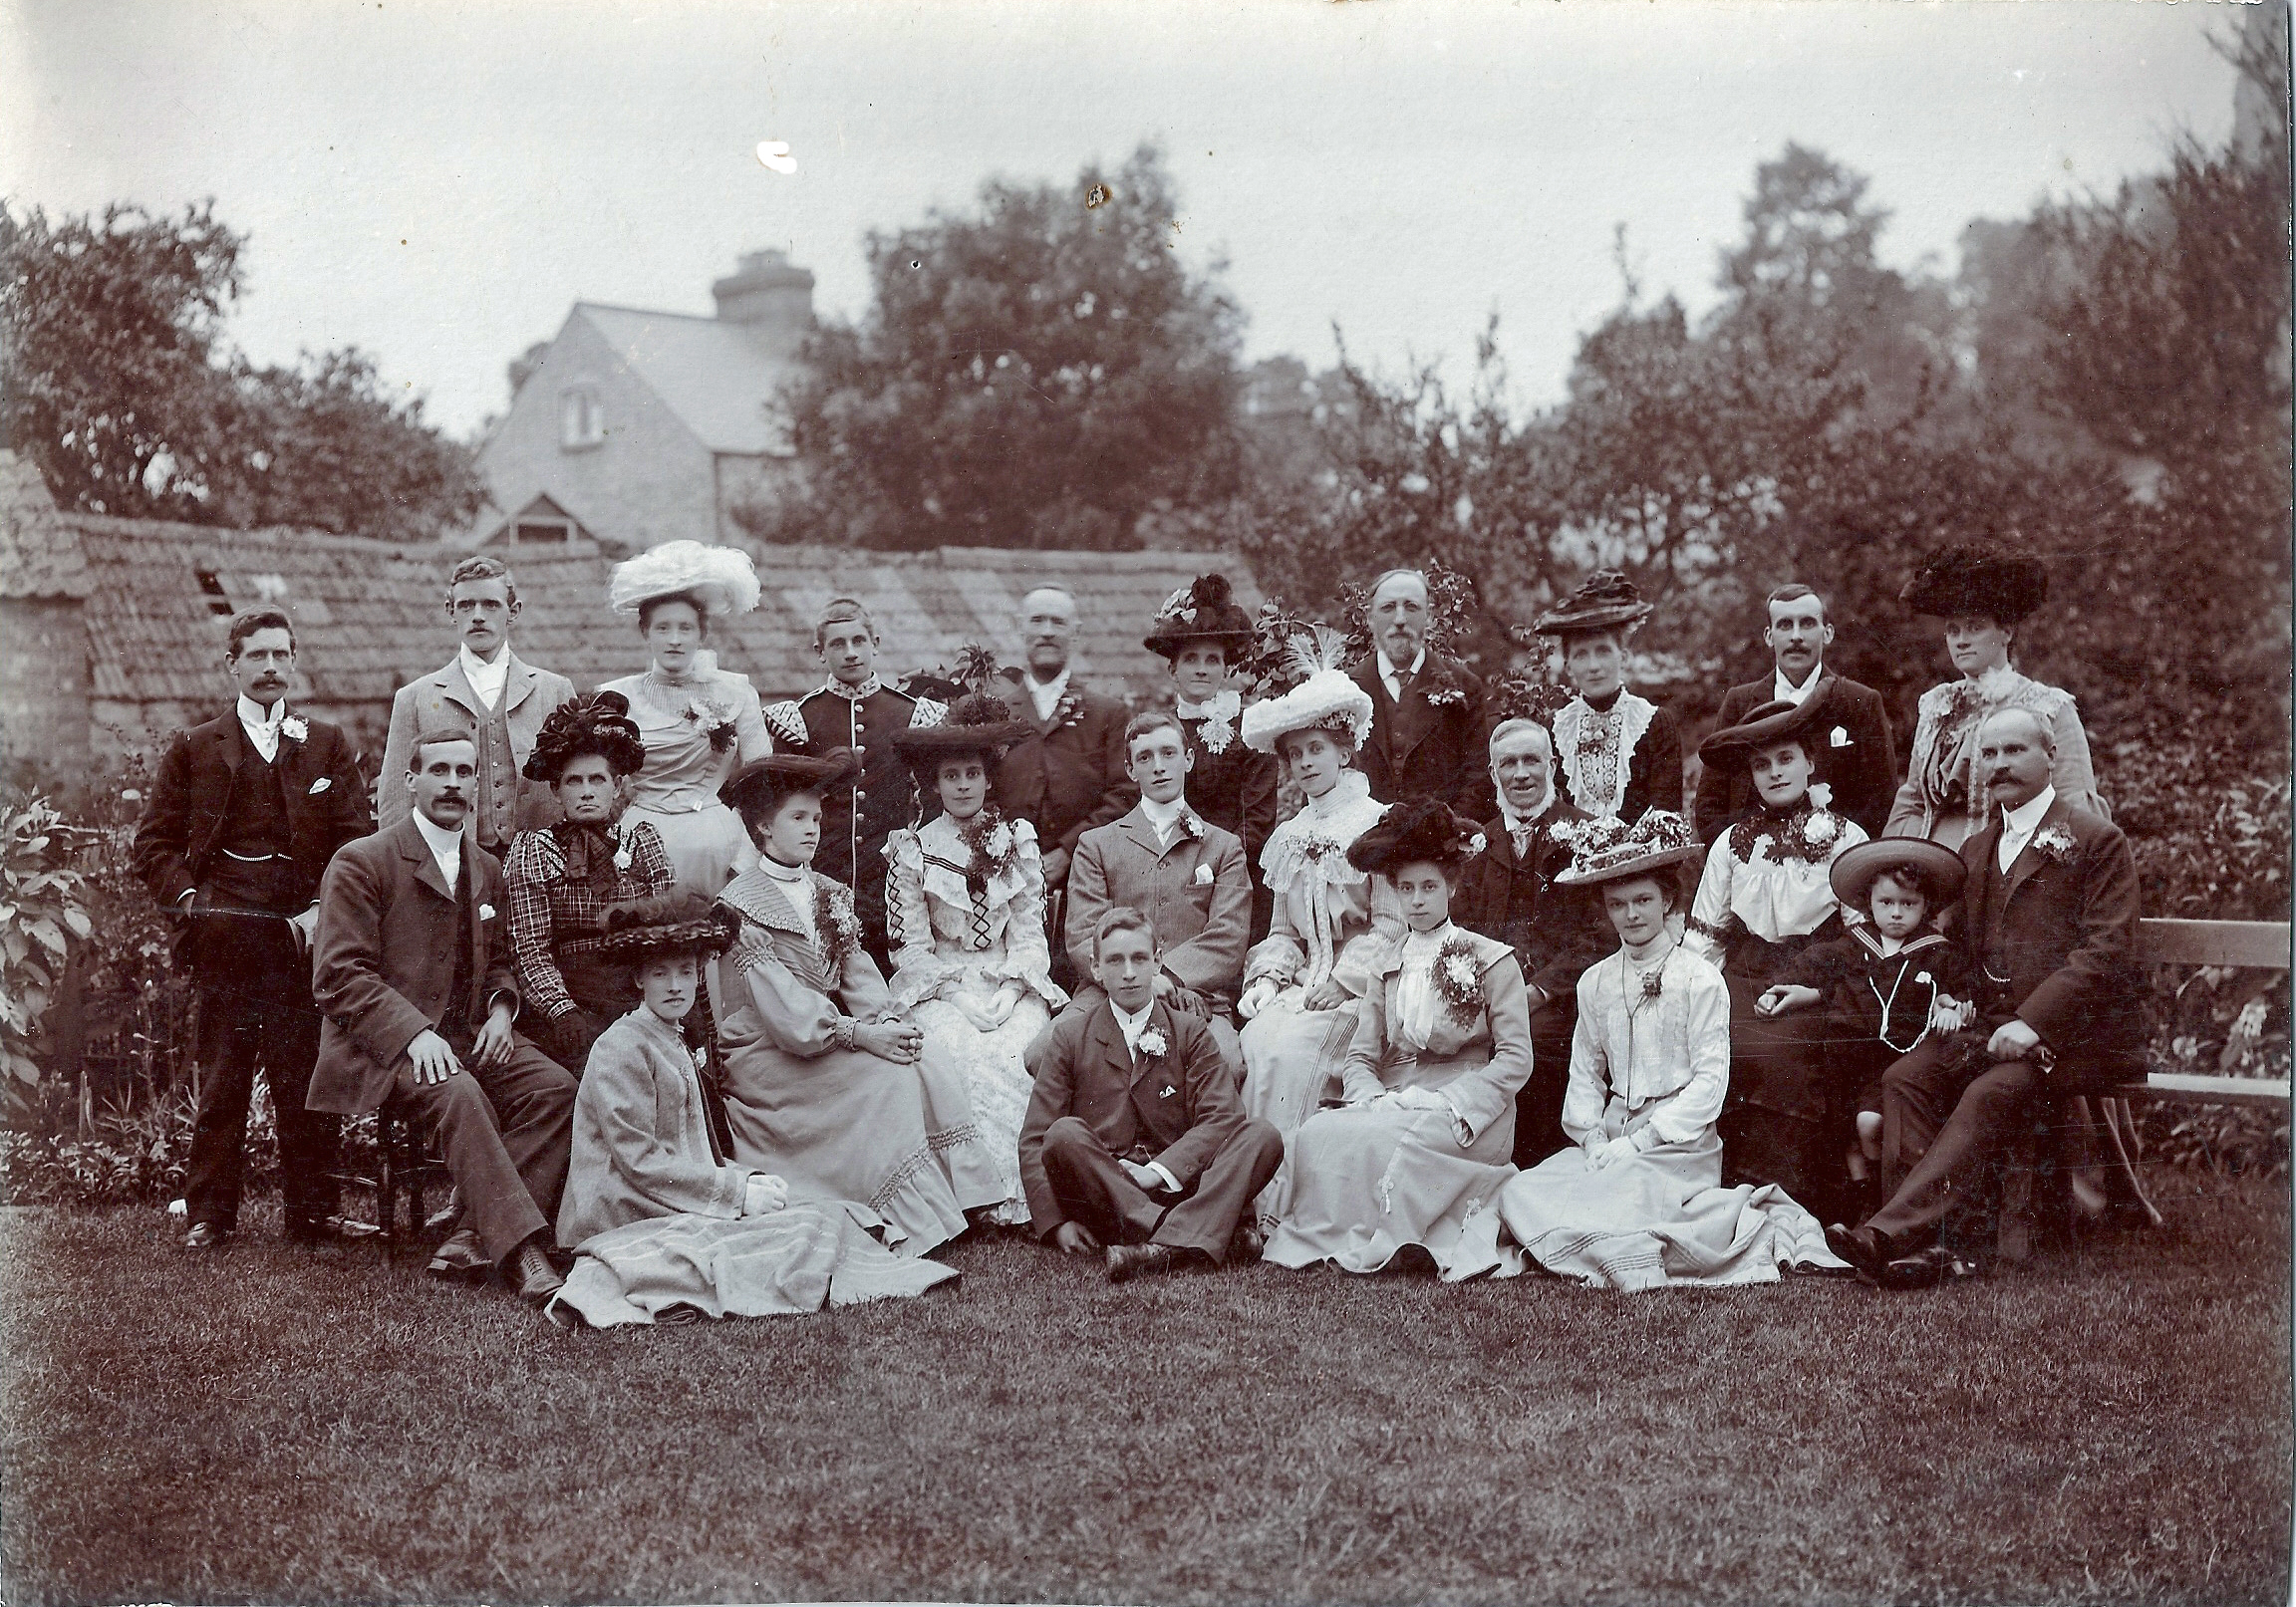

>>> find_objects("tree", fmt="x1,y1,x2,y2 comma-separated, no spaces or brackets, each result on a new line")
736,145,1245,551
0,200,484,540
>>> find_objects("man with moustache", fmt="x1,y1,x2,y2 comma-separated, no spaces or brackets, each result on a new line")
992,585,1136,906
764,598,946,967
1452,717,1612,1166
1826,707,2143,1287
135,608,375,1249
380,555,577,858
1348,568,1491,817
1693,583,1897,843
308,729,579,1305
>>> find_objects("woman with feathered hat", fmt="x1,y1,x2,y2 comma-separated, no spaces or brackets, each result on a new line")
881,692,1067,1227
1232,627,1405,1229
1495,811,1848,1289
503,691,680,1073
712,750,1004,1257
1262,800,1533,1280
550,901,958,1327
1524,570,1684,825
595,541,775,897
1883,541,2107,847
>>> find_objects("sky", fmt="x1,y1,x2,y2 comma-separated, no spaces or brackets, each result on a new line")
3,0,2248,441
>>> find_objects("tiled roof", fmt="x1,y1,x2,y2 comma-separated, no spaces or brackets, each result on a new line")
0,451,92,600
575,304,802,456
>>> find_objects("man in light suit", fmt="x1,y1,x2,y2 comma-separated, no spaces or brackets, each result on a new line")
309,728,578,1303
1348,568,1492,818
1020,907,1284,1281
134,608,374,1248
1828,708,2144,1285
1063,711,1253,1071
379,555,577,858
1693,583,1897,843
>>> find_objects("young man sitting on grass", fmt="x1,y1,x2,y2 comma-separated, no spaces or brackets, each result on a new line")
1019,907,1283,1282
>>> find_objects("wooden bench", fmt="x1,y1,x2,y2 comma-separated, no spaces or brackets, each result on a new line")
2114,918,2291,1108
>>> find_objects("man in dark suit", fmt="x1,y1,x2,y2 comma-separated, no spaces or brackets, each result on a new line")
308,729,578,1303
993,587,1136,983
1828,708,2143,1284
1020,906,1284,1282
1693,583,1897,843
1451,718,1611,1166
134,608,375,1249
1349,568,1491,817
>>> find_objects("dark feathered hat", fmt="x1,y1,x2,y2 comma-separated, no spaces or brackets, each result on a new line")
523,690,647,781
591,889,741,960
1528,569,1655,638
1143,573,1255,660
724,747,864,824
1695,694,1834,773
890,691,1035,774
1899,542,2049,625
1345,798,1486,878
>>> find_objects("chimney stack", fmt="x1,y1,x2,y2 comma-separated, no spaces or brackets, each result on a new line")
713,249,815,348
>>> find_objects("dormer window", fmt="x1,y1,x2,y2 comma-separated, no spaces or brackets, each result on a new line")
560,386,604,450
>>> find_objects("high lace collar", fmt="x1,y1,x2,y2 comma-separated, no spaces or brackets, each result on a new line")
1298,768,1374,822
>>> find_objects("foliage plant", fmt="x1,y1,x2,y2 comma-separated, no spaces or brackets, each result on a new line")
0,798,96,1115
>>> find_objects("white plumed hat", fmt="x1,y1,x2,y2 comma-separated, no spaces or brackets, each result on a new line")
1240,667,1374,754
608,540,762,621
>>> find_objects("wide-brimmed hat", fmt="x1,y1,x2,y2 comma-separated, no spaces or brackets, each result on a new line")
1899,542,2048,626
1553,810,1705,887
593,893,741,961
890,691,1034,774
725,748,863,820
607,540,763,621
1829,838,1967,909
523,689,646,782
1696,695,1832,772
1240,668,1374,754
1528,570,1654,638
1144,573,1255,660
1345,798,1482,877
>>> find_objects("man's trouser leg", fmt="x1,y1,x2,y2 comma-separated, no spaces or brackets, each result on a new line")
1870,1051,2041,1250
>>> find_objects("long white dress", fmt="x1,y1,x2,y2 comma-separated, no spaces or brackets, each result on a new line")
598,660,771,897
883,812,1067,1225
1237,769,1402,1228
1497,941,1847,1290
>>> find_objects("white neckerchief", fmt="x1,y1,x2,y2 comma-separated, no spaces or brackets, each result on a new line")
1175,688,1239,721
755,854,817,941
1773,665,1822,707
1997,785,2058,874
1394,923,1452,1051
1498,792,1555,855
1378,646,1428,704
823,673,883,702
1024,666,1071,722
1139,793,1192,848
411,811,464,896
1109,997,1154,1061
236,694,285,763
459,645,510,711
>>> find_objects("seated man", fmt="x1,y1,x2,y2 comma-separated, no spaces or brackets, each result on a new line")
1827,709,2144,1287
1020,907,1283,1282
1453,717,1611,1167
1063,711,1252,1071
308,728,580,1305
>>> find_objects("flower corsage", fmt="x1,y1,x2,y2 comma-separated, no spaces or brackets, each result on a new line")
957,808,1023,888
1430,934,1488,1027
1730,804,1847,868
1193,699,1238,755
1422,663,1469,708
1135,1026,1168,1059
684,694,740,753
815,880,862,975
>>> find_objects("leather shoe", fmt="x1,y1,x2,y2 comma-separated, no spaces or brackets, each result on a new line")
285,1213,381,1244
505,1238,566,1305
182,1221,232,1250
1877,1244,1983,1291
1229,1222,1267,1263
426,1225,490,1281
1823,1221,1893,1279
1106,1242,1183,1283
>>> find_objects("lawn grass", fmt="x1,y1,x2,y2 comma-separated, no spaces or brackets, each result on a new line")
1,1181,2288,1607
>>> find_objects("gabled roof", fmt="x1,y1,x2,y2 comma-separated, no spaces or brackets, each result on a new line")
574,304,802,457
0,451,92,601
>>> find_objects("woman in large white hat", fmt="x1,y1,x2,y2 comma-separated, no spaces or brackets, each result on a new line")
1233,642,1403,1230
597,541,775,897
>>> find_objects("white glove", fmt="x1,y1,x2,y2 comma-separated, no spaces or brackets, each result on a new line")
1585,1135,1639,1171
742,1173,788,1215
1237,979,1278,1021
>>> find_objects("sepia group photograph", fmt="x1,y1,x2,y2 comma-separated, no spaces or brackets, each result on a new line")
1,1,2290,1602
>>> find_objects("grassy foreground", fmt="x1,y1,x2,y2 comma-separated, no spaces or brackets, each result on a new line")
1,1183,2288,1607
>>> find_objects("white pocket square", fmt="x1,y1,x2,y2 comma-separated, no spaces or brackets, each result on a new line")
478,903,497,922
1830,726,1853,747
1194,863,1215,885
308,777,332,793
1160,1084,1177,1099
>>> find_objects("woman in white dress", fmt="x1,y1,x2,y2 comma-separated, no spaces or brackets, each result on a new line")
1234,657,1402,1228
1498,811,1847,1290
882,693,1067,1227
1885,543,2107,848
596,541,775,897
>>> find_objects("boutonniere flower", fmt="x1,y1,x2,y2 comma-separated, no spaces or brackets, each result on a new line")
1422,665,1468,708
279,715,309,743
1430,935,1487,1026
1136,1026,1168,1058
2032,824,2078,864
1802,809,1842,850
1051,690,1085,729
478,903,497,922
1176,811,1204,843
612,823,634,873
1466,831,1488,857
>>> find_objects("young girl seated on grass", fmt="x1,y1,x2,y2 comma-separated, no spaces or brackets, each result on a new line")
1756,840,1974,1210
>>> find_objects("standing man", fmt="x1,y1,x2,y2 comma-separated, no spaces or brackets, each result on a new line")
135,608,375,1248
764,599,946,967
380,555,577,859
1349,568,1491,816
993,585,1135,918
1827,708,2143,1286
308,729,579,1304
1694,583,1897,843
1452,717,1611,1167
